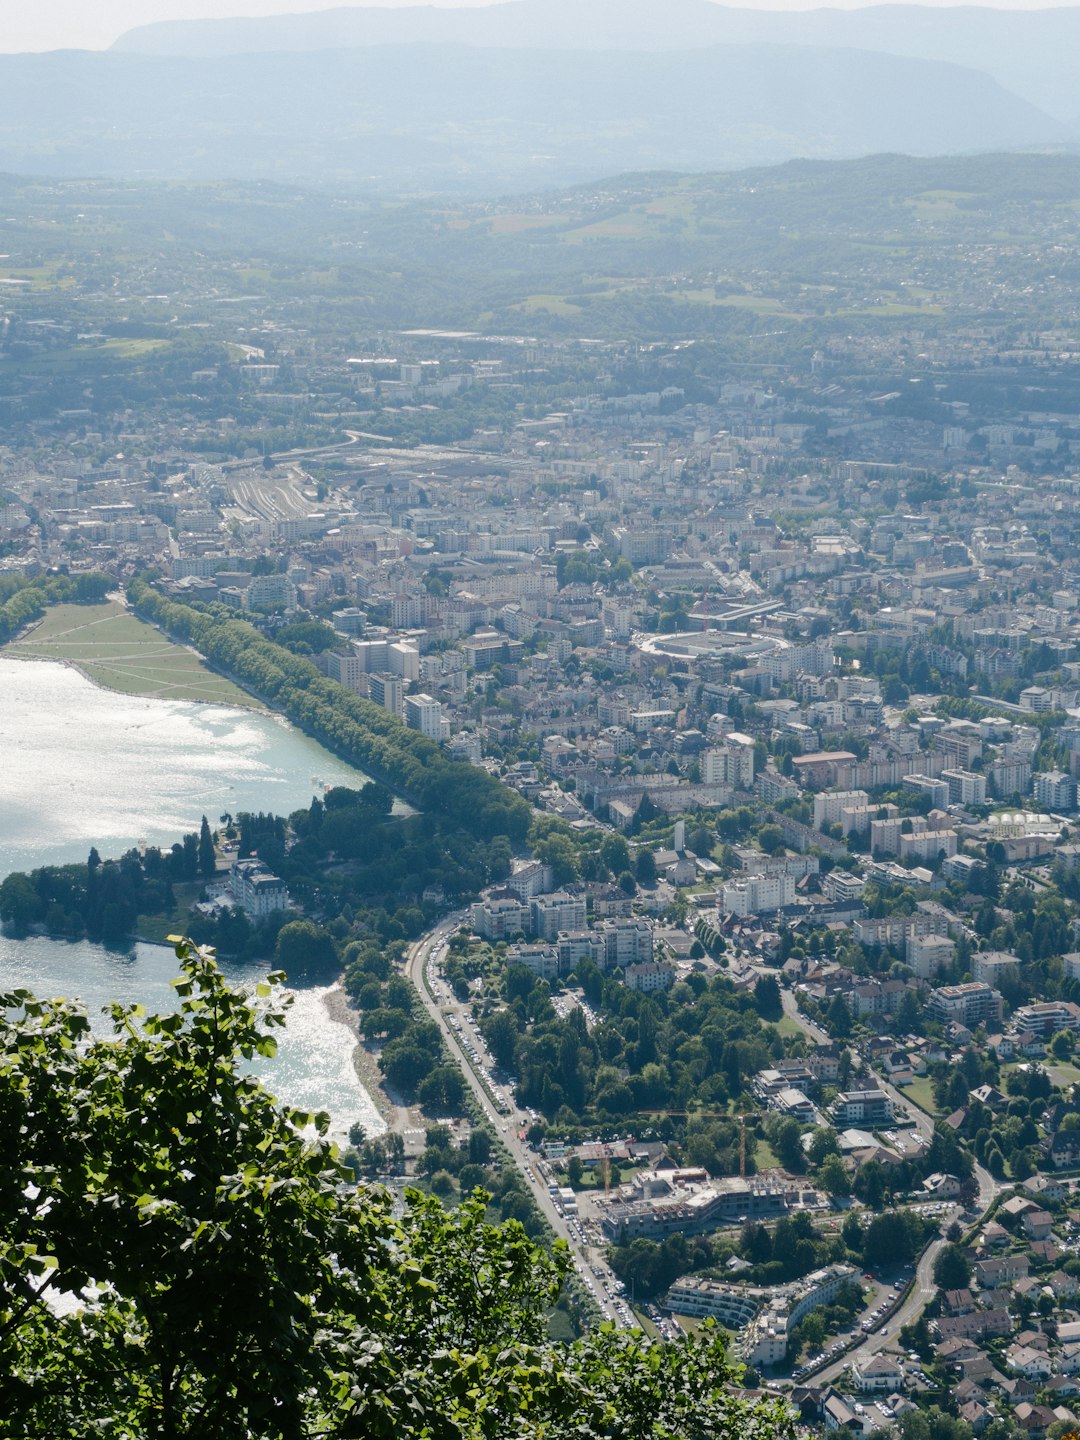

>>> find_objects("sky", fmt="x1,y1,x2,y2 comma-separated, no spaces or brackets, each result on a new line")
1,0,1074,54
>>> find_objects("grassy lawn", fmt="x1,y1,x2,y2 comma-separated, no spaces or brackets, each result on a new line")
136,883,205,943
771,1014,804,1039
755,1139,782,1171
11,601,264,708
904,1078,937,1116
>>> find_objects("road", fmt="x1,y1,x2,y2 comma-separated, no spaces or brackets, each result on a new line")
405,916,625,1325
779,988,1002,1384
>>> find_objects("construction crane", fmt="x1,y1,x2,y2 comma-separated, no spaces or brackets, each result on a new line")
640,1110,761,1179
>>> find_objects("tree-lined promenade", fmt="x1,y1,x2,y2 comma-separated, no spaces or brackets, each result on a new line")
128,579,530,847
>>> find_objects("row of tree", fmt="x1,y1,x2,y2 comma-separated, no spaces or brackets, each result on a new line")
128,579,531,845
0,570,110,644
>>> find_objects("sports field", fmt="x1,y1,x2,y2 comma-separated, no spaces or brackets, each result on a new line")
10,600,264,708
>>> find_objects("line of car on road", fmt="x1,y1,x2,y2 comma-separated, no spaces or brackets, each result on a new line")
791,1268,913,1382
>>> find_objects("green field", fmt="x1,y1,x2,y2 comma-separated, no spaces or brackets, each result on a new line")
11,601,264,708
903,1078,937,1116
771,1014,804,1039
754,1139,782,1171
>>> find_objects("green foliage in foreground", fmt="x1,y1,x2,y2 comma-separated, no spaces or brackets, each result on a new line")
0,939,794,1440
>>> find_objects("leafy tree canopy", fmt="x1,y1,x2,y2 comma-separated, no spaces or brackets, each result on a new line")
0,939,794,1440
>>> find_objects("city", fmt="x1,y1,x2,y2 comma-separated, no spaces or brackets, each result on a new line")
7,92,1080,1440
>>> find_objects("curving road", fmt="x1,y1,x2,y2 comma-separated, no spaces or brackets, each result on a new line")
779,988,1002,1385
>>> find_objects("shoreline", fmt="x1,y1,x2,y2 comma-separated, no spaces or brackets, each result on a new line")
321,981,419,1140
1,646,269,717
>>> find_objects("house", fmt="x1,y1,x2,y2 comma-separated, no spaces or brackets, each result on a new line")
937,1337,983,1366
942,1288,976,1314
1022,1208,1055,1241
1013,1401,1058,1438
1015,1279,1044,1309
823,1393,859,1431
1001,1377,1039,1404
975,1253,1030,1288
1015,1329,1050,1353
959,1399,992,1434
853,1354,904,1393
970,1084,1007,1110
1001,1196,1039,1221
958,1352,998,1385
1045,1131,1080,1170
1048,1270,1079,1301
1024,1175,1066,1205
922,1172,963,1201
978,1221,1009,1249
936,1308,1012,1340
1007,1345,1054,1381
1030,1239,1062,1267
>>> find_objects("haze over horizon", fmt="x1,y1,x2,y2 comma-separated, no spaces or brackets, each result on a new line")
4,0,1080,56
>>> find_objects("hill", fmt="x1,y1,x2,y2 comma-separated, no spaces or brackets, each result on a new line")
111,0,1080,122
0,43,1061,194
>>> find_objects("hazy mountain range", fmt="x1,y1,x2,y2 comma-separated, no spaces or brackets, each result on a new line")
0,1,1073,194
113,0,1080,122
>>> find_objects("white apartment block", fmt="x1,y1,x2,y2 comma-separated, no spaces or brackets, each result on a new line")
506,944,560,981
906,933,956,981
721,872,795,917
598,918,655,968
813,789,869,830
701,734,756,788
941,768,988,807
624,961,675,992
470,895,529,940
1034,770,1076,811
366,672,405,718
927,981,1002,1029
404,693,442,739
972,951,1020,987
530,892,587,940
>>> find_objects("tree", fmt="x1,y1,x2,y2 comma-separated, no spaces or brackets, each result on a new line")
771,1116,805,1172
198,814,216,879
182,830,200,881
808,1127,841,1168
757,825,784,857
482,1008,521,1071
863,1210,922,1268
635,849,658,888
0,872,44,930
1052,1028,1075,1061
0,938,800,1439
600,833,631,876
566,1155,584,1188
817,1154,850,1197
274,919,338,976
754,975,782,1020
827,992,852,1038
933,1243,971,1292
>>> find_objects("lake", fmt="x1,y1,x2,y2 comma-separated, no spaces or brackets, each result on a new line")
0,656,387,1139
0,656,386,877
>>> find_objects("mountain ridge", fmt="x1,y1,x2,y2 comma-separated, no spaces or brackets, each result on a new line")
0,40,1063,195
110,0,1080,121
